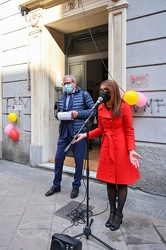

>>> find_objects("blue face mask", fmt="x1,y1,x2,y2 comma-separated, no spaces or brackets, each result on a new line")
64,84,73,93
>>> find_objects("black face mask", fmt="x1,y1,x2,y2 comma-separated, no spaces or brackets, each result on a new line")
100,91,111,103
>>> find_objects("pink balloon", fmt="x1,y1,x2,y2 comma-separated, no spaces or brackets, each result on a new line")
136,92,147,107
4,123,14,135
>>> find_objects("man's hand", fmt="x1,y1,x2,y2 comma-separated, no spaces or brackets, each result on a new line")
71,110,78,119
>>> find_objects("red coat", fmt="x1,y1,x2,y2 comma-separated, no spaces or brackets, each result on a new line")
89,102,140,184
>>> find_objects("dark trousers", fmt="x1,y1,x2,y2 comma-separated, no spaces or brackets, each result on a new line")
53,133,86,189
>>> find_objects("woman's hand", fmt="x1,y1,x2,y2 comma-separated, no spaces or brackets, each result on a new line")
129,150,143,168
72,133,86,144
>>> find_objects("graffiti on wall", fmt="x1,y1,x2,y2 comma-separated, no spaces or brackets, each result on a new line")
5,95,30,115
133,98,166,114
4,95,166,116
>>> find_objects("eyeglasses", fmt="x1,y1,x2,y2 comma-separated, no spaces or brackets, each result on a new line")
100,88,110,92
62,82,72,86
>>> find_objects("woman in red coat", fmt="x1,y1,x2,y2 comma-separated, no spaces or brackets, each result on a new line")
73,79,142,231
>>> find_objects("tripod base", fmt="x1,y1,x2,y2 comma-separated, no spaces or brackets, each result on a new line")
73,218,116,250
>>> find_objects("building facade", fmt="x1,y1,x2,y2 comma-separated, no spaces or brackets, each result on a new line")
0,0,166,196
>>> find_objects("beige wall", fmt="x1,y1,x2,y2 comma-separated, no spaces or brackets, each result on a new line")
1,0,128,165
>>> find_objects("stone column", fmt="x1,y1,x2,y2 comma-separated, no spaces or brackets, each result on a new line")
108,0,128,93
28,8,50,166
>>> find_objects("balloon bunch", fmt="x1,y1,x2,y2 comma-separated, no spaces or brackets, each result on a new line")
123,90,147,107
4,112,19,140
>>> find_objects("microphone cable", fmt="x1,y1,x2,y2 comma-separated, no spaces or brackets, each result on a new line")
80,0,125,94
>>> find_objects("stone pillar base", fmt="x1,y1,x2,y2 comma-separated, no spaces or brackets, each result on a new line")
30,144,43,167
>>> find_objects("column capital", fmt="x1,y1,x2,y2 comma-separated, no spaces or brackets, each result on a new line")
107,0,128,12
28,8,43,33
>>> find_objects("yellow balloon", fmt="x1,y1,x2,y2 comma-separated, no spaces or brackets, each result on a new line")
8,112,17,122
124,90,139,105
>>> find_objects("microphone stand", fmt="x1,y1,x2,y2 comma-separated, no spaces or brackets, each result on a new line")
64,107,116,250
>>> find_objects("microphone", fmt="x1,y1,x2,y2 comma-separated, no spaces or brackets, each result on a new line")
91,96,103,110
64,97,103,153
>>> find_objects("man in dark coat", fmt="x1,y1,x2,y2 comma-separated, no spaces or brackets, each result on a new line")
45,75,95,198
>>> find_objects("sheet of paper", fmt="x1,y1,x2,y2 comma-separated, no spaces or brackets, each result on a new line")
57,111,72,120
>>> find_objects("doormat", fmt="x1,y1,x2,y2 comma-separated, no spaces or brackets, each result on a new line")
54,201,94,223
49,147,100,172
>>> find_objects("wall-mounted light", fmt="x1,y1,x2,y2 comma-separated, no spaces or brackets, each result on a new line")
18,5,30,17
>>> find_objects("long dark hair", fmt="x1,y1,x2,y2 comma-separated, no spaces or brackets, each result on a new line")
101,79,123,117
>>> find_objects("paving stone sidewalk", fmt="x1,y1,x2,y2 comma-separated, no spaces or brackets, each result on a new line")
0,159,165,250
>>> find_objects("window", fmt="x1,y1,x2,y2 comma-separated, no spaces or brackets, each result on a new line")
66,25,108,57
